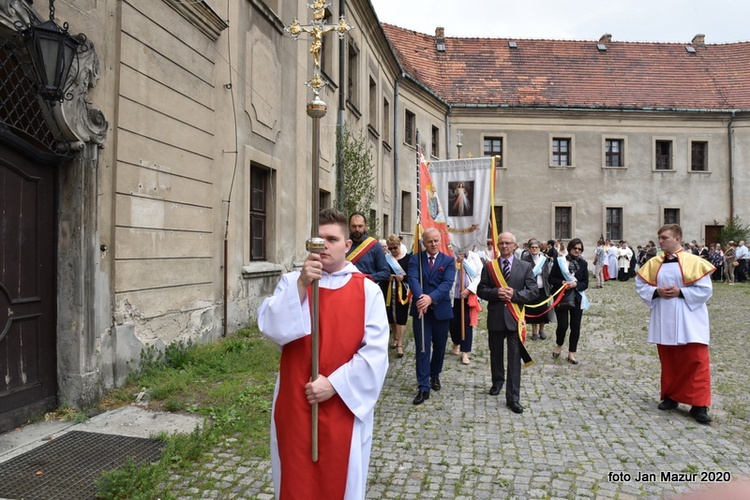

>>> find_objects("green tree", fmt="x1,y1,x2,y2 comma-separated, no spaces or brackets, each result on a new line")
336,125,378,235
719,215,750,245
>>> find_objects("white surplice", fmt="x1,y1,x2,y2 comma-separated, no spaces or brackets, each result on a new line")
635,263,712,345
257,262,389,499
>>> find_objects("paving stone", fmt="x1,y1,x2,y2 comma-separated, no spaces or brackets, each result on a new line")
165,281,750,498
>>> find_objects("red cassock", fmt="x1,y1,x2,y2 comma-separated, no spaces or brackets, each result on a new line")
657,343,711,407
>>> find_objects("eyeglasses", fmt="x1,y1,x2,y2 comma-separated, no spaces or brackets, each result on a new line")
530,246,539,249
497,242,515,246
572,247,583,251
388,246,399,250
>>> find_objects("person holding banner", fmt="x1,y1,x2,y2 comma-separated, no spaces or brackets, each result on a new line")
385,234,411,358
449,250,483,365
408,228,456,405
550,238,590,364
521,239,552,340
257,208,389,499
477,232,539,414
347,212,390,284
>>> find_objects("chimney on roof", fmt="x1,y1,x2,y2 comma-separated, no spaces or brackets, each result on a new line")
435,27,446,53
692,34,705,47
599,34,612,43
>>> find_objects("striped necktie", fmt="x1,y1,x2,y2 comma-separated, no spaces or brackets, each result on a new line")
502,258,510,279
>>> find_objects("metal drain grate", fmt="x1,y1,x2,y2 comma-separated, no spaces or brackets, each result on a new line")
0,430,165,500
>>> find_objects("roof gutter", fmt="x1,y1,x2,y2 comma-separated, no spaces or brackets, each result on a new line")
448,103,750,114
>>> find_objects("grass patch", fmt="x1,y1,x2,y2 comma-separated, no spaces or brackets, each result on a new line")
95,326,279,499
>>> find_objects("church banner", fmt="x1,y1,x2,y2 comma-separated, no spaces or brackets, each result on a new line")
428,157,494,254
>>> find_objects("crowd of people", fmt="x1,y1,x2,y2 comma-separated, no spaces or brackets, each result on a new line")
257,207,735,498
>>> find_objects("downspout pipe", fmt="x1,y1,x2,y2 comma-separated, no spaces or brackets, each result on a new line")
393,76,401,234
445,106,451,160
337,0,346,206
728,110,736,219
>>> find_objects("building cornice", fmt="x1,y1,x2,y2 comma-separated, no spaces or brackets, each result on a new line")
164,0,229,42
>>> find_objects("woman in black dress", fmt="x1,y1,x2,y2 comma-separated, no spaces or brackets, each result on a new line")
549,238,589,364
385,234,410,357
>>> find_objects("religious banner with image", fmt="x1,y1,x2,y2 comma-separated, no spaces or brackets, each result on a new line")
429,157,494,254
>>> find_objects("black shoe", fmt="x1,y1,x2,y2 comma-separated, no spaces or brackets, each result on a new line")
567,356,579,365
430,378,441,391
539,331,547,340
531,333,539,340
689,406,712,424
658,397,678,411
412,390,429,405
488,385,501,396
507,402,524,414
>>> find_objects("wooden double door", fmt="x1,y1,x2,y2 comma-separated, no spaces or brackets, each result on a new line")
0,143,57,431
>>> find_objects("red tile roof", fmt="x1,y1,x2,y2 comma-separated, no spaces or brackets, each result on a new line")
382,24,750,110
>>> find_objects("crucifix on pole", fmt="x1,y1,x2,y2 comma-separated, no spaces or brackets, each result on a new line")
456,129,463,159
284,0,352,464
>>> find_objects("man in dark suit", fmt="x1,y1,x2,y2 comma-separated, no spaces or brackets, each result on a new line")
477,232,539,414
407,228,455,405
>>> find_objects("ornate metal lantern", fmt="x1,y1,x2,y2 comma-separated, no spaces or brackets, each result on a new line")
21,1,85,102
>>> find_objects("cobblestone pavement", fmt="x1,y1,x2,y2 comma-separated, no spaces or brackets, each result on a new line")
173,280,750,499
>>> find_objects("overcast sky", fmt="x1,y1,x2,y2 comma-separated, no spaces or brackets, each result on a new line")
368,0,750,44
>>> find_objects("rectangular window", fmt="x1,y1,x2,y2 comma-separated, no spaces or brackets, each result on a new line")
400,191,411,232
368,77,377,130
490,206,504,238
606,207,622,241
369,209,377,235
483,137,503,166
691,141,708,171
383,214,389,236
347,41,359,109
431,125,439,157
552,138,571,166
383,98,390,145
605,139,623,167
555,207,571,239
320,190,331,210
320,8,333,77
405,109,415,146
655,140,672,170
250,166,268,261
664,208,680,225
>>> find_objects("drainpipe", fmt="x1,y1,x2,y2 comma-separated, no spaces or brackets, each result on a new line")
393,76,401,234
444,106,451,160
728,110,735,219
336,0,346,206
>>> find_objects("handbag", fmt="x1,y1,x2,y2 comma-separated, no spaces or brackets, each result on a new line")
557,288,576,310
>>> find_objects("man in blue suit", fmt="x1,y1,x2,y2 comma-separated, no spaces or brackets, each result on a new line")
408,228,455,405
